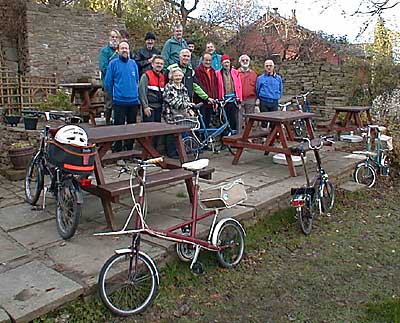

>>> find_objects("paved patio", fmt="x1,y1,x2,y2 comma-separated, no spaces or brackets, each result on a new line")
0,145,364,323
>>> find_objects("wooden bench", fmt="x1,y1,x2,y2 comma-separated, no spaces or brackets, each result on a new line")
101,149,142,165
223,130,269,143
83,167,214,203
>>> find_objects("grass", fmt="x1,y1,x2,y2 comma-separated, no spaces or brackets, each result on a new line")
32,180,400,323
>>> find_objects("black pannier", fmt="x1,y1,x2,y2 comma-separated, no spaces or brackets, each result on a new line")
47,140,96,176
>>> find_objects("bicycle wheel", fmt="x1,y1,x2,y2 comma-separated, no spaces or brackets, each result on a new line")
293,119,306,137
24,155,44,205
216,130,237,155
176,243,195,262
298,195,314,235
56,178,81,240
354,163,376,188
320,180,335,213
215,220,245,268
99,252,159,316
183,135,200,161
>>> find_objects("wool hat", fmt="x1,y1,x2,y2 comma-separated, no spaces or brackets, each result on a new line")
221,54,231,62
145,32,156,41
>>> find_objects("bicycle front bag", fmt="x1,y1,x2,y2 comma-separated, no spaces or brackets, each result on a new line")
47,140,96,176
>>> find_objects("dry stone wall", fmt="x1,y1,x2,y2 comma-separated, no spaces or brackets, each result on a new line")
25,3,125,82
278,60,355,120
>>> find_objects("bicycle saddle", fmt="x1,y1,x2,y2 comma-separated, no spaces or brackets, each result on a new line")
182,159,209,171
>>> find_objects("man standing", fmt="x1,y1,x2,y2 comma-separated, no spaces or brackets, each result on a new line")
98,29,120,125
167,49,209,103
104,41,139,152
134,32,161,76
199,42,222,71
161,24,188,70
256,59,283,129
139,55,165,122
215,54,243,131
194,52,218,128
139,55,165,149
238,54,258,130
187,40,198,68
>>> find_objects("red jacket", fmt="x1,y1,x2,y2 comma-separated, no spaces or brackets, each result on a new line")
194,64,218,103
239,69,257,100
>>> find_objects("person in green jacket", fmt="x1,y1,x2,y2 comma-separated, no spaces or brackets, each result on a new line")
98,29,120,125
161,24,188,71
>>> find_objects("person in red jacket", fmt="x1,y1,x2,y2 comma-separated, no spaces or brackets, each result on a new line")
238,54,258,129
194,52,219,128
215,54,243,131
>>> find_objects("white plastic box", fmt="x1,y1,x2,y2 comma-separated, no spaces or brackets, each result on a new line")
272,153,305,167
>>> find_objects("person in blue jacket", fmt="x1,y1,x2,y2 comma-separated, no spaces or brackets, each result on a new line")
98,29,120,125
104,41,139,152
256,59,283,128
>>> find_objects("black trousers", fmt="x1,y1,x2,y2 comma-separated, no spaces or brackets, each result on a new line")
113,103,138,151
224,101,238,131
142,106,162,149
259,99,278,128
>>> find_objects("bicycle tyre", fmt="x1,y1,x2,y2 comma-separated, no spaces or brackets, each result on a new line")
354,163,376,188
183,135,200,161
216,220,245,268
99,252,159,316
298,196,314,235
320,180,335,213
176,242,195,262
24,155,44,205
56,178,81,240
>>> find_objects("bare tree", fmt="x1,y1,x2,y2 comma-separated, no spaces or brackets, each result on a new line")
162,0,200,28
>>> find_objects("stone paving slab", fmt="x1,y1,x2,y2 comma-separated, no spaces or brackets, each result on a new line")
0,309,10,323
44,232,163,289
0,231,28,265
8,219,61,251
0,204,53,232
0,260,83,323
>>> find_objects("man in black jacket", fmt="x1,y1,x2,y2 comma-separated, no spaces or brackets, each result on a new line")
134,32,161,76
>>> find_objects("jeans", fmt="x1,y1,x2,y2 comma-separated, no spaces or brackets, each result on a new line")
113,103,138,151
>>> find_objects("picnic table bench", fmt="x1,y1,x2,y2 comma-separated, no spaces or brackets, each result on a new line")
223,111,315,177
318,106,372,133
83,122,214,229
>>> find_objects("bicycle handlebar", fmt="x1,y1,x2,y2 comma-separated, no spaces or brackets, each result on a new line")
291,135,335,154
295,90,313,100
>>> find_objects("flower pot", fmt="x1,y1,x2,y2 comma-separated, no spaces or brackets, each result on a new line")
5,115,21,127
23,116,39,130
8,146,35,170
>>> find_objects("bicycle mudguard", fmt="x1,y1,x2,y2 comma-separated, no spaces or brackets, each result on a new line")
71,179,84,204
290,187,315,196
211,218,245,247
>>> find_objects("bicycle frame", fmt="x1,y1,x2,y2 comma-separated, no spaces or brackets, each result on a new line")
192,101,236,149
294,91,312,113
97,162,238,268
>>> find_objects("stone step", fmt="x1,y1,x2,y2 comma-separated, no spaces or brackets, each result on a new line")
339,181,367,192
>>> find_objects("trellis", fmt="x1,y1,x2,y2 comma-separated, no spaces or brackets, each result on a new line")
0,67,58,115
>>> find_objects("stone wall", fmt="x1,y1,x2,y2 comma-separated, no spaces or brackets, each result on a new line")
25,3,125,82
0,0,25,71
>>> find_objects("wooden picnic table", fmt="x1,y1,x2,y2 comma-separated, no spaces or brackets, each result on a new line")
82,122,213,230
324,106,372,133
223,111,315,177
59,83,102,126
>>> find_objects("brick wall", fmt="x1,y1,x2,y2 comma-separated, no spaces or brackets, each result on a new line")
24,2,125,82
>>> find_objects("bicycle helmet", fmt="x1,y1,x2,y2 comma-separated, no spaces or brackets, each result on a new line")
54,125,88,146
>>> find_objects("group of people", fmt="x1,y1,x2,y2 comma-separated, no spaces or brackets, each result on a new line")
98,24,283,155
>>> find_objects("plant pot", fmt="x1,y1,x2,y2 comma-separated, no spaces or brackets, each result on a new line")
23,117,39,130
8,146,35,170
5,115,21,127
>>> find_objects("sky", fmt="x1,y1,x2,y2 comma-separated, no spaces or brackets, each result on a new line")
192,0,400,43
